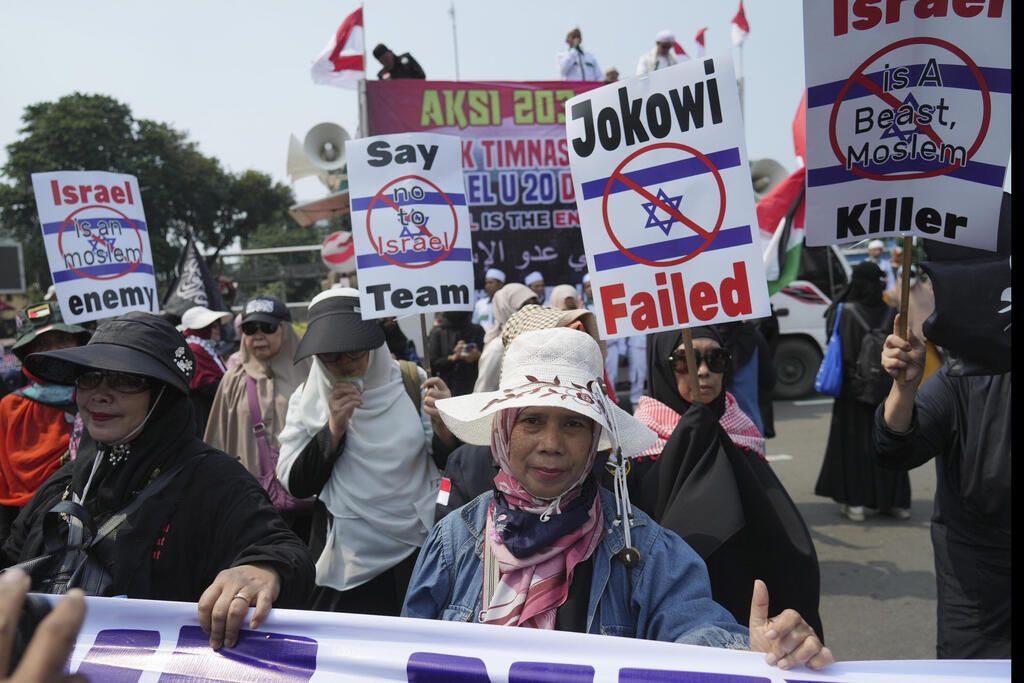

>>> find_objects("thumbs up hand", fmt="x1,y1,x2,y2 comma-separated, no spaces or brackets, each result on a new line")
748,579,834,670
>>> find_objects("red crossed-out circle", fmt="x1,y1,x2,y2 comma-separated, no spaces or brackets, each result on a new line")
601,142,726,268
56,205,144,280
366,174,458,269
829,36,991,181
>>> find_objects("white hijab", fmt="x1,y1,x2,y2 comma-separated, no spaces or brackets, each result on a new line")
277,342,440,590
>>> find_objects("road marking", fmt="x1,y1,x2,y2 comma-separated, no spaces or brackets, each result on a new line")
793,398,833,406
766,454,794,462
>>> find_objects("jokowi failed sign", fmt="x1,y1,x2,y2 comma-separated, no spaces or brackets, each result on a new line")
802,0,1011,249
346,133,475,319
565,53,770,340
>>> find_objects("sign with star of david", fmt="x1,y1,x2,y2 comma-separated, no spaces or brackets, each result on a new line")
564,52,770,339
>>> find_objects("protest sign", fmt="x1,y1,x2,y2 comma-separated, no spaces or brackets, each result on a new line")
346,132,475,319
565,53,770,340
50,594,1009,682
802,0,1011,249
31,171,157,324
364,80,601,291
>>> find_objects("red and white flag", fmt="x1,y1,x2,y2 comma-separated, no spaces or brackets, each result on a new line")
672,42,689,61
731,1,749,46
311,7,364,89
695,27,707,58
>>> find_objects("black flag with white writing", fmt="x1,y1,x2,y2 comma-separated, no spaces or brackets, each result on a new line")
162,235,228,322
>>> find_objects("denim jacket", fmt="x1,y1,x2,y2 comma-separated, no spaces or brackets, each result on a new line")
402,487,751,648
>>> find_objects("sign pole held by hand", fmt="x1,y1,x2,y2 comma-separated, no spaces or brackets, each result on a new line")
680,327,703,404
420,313,432,375
896,235,914,382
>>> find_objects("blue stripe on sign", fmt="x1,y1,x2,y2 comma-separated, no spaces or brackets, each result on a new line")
350,192,466,212
580,148,742,201
42,219,148,235
356,247,473,269
807,158,1007,188
593,225,753,273
51,262,155,283
807,65,1011,109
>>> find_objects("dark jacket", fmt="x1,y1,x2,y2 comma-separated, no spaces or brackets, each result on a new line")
434,444,495,522
377,53,425,80
427,316,485,397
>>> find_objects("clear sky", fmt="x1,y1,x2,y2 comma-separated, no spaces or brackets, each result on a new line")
1,0,814,204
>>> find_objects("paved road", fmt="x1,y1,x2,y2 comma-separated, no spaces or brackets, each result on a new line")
766,398,938,662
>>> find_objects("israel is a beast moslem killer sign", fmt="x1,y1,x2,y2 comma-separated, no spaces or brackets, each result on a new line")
346,132,475,319
802,0,1010,249
565,53,770,340
32,171,158,324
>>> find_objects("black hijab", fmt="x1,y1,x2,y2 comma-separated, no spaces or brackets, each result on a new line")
639,327,824,638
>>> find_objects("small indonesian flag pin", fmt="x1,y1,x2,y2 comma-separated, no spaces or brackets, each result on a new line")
436,477,451,506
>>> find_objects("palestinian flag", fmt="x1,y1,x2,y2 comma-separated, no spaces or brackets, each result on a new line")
758,168,805,295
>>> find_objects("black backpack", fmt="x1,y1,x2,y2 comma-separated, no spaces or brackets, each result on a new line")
845,305,893,406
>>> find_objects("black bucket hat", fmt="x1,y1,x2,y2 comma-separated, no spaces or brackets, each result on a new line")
23,311,196,393
294,292,385,362
241,296,292,326
11,301,90,360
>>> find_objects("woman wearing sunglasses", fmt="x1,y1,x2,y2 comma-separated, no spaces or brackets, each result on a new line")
204,296,313,537
2,312,314,651
625,326,824,640
276,288,457,617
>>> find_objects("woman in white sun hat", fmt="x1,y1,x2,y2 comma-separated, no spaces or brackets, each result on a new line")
402,327,834,671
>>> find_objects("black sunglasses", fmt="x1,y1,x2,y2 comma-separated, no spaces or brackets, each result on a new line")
241,321,280,335
75,370,151,394
318,349,369,363
667,347,731,375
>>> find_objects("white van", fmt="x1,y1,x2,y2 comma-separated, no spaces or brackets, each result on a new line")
770,244,851,399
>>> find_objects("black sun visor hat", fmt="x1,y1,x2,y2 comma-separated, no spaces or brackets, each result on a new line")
293,292,386,363
23,311,196,393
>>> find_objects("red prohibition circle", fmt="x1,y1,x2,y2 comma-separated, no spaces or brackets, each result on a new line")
365,174,459,269
601,142,727,268
828,36,991,181
56,205,144,281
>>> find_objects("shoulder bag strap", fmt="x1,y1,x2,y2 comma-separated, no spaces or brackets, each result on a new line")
831,302,844,336
398,360,422,412
246,374,276,477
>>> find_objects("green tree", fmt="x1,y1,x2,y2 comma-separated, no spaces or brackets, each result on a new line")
0,93,294,293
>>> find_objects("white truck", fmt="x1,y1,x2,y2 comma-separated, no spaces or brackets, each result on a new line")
769,244,852,399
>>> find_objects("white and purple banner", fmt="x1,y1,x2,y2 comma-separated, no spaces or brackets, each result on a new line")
49,595,1009,682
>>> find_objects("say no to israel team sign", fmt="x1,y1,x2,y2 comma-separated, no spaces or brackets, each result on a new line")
802,0,1011,249
346,133,475,319
566,53,770,340
31,171,158,324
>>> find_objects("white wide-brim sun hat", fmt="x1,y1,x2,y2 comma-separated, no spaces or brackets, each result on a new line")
436,327,657,457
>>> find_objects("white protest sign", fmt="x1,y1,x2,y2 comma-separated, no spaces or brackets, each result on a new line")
346,133,474,319
565,53,770,340
803,0,1011,249
54,595,1010,682
31,171,158,324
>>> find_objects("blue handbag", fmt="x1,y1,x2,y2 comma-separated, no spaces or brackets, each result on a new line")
814,303,844,397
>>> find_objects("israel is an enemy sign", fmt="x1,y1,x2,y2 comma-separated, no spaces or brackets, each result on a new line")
803,0,1010,249
346,133,475,319
31,171,157,324
566,54,770,340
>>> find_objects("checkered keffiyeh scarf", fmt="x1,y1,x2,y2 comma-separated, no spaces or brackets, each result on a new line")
481,408,603,629
633,394,766,460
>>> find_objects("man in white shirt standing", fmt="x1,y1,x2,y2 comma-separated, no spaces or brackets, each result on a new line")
556,25,602,81
472,268,505,335
636,30,685,76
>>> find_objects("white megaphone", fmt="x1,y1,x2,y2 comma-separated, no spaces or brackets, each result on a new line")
749,158,789,202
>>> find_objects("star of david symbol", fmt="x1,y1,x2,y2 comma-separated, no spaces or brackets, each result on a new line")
641,188,684,236
879,93,924,144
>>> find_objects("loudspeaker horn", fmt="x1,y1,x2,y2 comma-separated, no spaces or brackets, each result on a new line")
304,122,350,172
749,158,789,201
286,134,324,184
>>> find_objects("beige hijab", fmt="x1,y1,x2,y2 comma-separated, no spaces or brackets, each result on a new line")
204,323,311,477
